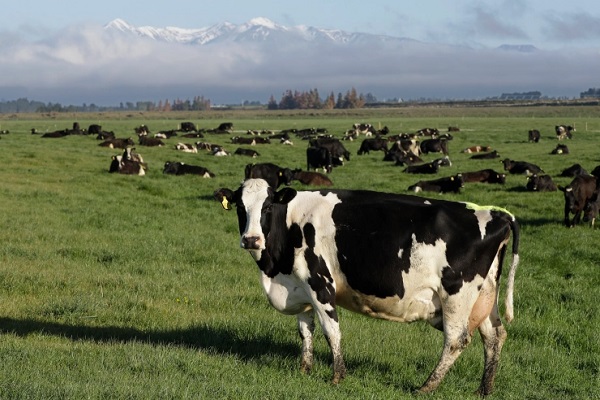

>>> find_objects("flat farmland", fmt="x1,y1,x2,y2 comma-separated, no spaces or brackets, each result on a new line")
0,106,599,399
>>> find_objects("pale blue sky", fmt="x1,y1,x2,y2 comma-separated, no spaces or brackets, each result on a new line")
4,0,600,49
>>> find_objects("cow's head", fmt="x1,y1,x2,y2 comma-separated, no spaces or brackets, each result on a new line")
583,191,600,226
215,179,297,260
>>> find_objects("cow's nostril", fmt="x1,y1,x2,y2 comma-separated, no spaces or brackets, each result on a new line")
241,236,260,249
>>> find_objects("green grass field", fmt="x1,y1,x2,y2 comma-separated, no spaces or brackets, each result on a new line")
0,107,599,399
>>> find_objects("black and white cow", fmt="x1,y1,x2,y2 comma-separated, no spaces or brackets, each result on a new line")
174,142,198,153
162,161,215,178
555,125,574,140
470,150,500,160
408,174,464,193
501,159,543,176
234,148,260,158
550,144,569,155
403,161,440,174
528,129,541,143
214,179,519,395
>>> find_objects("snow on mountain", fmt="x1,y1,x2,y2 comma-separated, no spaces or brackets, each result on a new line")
104,17,417,47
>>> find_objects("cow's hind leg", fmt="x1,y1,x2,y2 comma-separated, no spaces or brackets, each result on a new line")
297,310,315,374
477,315,507,396
418,323,472,394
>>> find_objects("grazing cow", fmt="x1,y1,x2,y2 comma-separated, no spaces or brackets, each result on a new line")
180,121,197,132
109,155,145,176
291,169,333,186
98,138,135,149
408,174,464,193
525,174,557,192
138,134,164,147
307,147,333,173
502,159,543,176
162,161,215,178
174,142,198,153
214,179,519,395
309,138,350,165
470,150,500,160
244,163,293,188
403,161,440,174
555,125,574,140
559,163,588,177
357,137,388,155
461,169,506,184
550,144,569,155
461,145,492,154
234,148,260,158
419,138,449,155
558,175,598,227
528,130,541,143
88,124,102,135
389,138,421,156
582,188,600,226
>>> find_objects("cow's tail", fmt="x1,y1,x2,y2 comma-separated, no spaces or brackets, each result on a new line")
504,216,520,323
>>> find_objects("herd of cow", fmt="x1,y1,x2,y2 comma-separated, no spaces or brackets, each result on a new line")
30,117,598,395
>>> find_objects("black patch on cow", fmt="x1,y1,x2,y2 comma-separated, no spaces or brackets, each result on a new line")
256,202,297,278
441,266,463,295
303,223,337,319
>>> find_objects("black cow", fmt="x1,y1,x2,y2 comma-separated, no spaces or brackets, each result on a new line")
307,147,333,173
525,174,557,192
180,121,197,132
460,169,506,184
99,138,135,149
583,187,600,226
591,165,600,179
309,138,350,165
217,122,234,132
419,138,449,155
214,179,519,395
244,163,293,188
556,125,574,140
88,124,102,135
291,169,333,186
502,159,543,176
559,175,598,227
41,129,70,138
528,129,541,143
403,161,440,174
138,135,164,147
162,161,215,178
550,144,569,155
357,138,388,155
408,174,464,193
470,150,500,160
559,163,589,177
234,148,260,158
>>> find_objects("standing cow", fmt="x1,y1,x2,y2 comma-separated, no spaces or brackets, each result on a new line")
214,179,519,396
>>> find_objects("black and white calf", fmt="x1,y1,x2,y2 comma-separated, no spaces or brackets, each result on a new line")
214,179,519,395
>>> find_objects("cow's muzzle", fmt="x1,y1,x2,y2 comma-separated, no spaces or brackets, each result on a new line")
241,235,261,250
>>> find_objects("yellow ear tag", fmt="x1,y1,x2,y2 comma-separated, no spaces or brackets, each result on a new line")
221,197,230,210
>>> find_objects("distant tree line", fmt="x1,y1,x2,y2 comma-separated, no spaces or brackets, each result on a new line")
268,87,374,110
0,96,212,113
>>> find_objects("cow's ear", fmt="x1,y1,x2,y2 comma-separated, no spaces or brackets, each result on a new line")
274,187,297,205
214,188,235,210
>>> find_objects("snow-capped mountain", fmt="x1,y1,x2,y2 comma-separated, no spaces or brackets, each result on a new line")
104,17,418,46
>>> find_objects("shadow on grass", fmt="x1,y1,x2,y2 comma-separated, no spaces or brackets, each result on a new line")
0,317,297,363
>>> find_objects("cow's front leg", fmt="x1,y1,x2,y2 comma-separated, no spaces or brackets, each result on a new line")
297,309,315,374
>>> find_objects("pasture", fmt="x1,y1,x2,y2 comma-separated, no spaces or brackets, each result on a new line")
0,107,599,399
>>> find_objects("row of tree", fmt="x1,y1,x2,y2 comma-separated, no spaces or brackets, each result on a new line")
0,89,375,113
268,88,374,110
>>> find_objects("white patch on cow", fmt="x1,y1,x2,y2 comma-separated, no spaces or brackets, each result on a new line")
472,209,493,239
412,186,422,193
240,179,271,258
202,172,212,178
259,271,312,315
398,248,404,259
423,200,432,205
